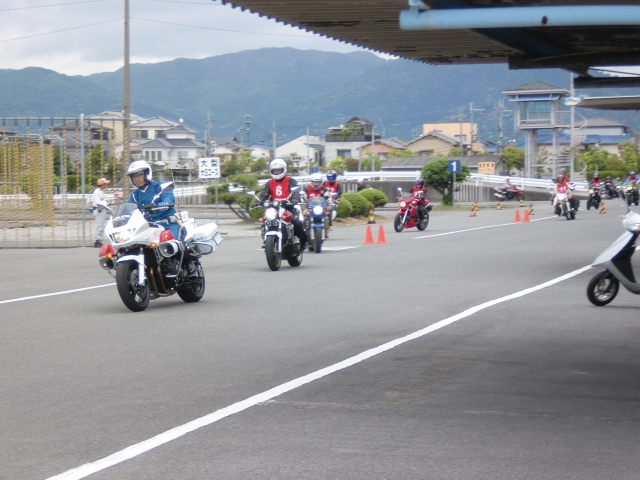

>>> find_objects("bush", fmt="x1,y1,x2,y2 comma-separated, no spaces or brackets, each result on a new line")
250,207,264,219
336,198,352,218
358,188,388,207
342,192,369,216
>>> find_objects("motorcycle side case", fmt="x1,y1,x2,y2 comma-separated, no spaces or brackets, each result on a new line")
187,222,223,255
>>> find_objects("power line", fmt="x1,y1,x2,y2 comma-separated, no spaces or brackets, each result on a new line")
131,16,317,37
0,0,110,12
0,18,121,43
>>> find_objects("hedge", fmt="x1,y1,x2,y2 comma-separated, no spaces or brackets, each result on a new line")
342,192,369,216
358,188,388,207
336,198,353,218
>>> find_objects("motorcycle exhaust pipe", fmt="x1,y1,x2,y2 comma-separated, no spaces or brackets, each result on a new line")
99,258,115,271
158,240,181,258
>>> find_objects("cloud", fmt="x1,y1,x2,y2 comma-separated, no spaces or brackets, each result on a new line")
0,0,373,75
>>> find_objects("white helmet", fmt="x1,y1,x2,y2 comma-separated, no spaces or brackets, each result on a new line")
310,172,322,188
127,160,153,187
269,158,287,180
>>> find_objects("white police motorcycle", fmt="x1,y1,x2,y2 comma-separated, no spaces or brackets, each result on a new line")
98,182,222,312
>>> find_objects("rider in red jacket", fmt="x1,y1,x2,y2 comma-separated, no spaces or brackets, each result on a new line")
411,179,430,221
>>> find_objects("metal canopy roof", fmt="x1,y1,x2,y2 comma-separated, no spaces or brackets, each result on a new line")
223,0,640,75
565,96,640,110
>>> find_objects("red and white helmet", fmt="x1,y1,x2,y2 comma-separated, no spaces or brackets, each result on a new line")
269,158,287,180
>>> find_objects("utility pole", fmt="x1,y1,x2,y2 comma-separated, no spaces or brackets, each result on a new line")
123,0,131,196
458,108,464,156
272,121,276,159
496,99,512,154
371,125,375,173
245,114,252,147
469,102,484,146
570,73,575,179
306,126,310,171
206,112,212,156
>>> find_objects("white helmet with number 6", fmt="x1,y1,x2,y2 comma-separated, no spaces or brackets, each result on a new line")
269,158,287,180
127,160,153,187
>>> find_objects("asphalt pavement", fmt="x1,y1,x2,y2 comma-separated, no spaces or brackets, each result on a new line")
1,202,640,480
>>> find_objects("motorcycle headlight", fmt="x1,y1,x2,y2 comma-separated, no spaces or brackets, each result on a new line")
265,207,278,221
312,205,323,215
272,201,280,208
113,229,132,243
399,201,406,208
263,200,270,208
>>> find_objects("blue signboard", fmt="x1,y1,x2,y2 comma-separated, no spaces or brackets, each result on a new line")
448,160,461,174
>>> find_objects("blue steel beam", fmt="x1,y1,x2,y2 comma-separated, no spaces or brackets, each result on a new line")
400,5,640,30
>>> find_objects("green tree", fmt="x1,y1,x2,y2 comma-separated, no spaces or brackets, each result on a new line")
344,157,359,171
361,153,381,171
387,149,417,158
250,157,267,173
337,122,361,140
52,147,72,177
328,156,347,173
502,145,525,172
619,142,640,173
88,143,104,175
422,159,470,206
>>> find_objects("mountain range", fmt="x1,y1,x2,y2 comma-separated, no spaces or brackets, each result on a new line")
0,47,638,146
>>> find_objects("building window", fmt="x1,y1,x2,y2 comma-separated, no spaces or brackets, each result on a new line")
145,151,150,161
519,102,551,125
157,151,162,161
151,151,156,161
155,130,165,138
337,149,352,159
178,151,189,160
136,130,148,139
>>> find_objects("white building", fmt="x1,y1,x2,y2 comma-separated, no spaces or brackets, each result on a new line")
250,145,271,159
140,124,205,170
275,135,325,172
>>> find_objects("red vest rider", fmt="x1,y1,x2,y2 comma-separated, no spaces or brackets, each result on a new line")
306,172,325,198
323,170,342,197
590,174,601,187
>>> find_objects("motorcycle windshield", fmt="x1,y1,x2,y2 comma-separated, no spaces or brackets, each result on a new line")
111,203,139,228
400,192,412,200
308,197,327,207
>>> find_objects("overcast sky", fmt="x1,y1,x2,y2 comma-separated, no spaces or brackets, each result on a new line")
1,0,380,76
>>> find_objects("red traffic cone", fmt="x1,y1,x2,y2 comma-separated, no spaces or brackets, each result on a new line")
514,210,521,223
377,225,387,244
523,209,530,223
364,225,374,244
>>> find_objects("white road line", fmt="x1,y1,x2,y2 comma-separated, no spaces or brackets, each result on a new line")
46,264,592,480
322,246,358,251
412,215,556,239
0,284,115,305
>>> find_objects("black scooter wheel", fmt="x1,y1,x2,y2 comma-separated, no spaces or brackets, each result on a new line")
587,270,619,306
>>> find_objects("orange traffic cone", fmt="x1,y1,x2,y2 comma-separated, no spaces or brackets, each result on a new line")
377,225,387,244
523,209,530,223
514,210,521,223
364,225,374,244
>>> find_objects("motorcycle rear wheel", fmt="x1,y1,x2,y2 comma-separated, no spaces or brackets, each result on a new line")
587,270,619,306
417,212,429,231
287,249,303,267
394,213,405,232
265,236,281,271
116,262,150,312
313,226,322,253
177,262,205,303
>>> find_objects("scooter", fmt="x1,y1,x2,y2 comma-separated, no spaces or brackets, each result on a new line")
586,209,640,306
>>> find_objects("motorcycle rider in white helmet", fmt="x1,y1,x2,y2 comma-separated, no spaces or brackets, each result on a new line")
254,158,308,250
306,172,325,198
126,160,197,276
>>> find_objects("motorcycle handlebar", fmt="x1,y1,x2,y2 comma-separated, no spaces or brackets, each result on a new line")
142,203,174,210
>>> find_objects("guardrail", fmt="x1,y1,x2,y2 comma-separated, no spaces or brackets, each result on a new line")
468,174,589,192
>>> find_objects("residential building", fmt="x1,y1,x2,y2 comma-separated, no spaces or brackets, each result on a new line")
360,138,407,159
50,119,115,164
139,124,205,170
276,135,325,172
422,122,478,144
381,155,507,175
250,145,271,159
406,130,462,156
324,116,379,163
130,116,180,141
210,135,244,157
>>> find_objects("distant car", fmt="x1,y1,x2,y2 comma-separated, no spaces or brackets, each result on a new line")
227,182,246,193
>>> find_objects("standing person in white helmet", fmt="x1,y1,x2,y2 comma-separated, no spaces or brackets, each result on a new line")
254,158,308,250
91,177,111,247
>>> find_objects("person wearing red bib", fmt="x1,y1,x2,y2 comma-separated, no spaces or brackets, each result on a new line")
255,158,307,250
306,172,325,198
323,170,342,198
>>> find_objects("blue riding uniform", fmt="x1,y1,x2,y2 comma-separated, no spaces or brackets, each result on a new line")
127,181,181,239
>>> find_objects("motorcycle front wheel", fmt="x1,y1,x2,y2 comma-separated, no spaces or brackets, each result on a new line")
313,226,322,253
587,270,619,306
265,236,281,271
417,212,429,231
177,262,205,303
586,197,592,210
116,262,150,312
562,203,570,220
394,213,405,232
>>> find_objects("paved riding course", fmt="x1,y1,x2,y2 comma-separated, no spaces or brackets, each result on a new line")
2,205,640,479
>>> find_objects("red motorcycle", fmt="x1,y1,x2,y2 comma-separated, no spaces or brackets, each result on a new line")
394,188,431,232
494,184,524,201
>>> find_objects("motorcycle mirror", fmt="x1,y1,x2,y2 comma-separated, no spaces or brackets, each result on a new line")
159,181,175,191
397,187,402,192
246,190,256,197
291,186,300,191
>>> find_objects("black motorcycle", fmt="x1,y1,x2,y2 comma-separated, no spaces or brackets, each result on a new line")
586,185,601,210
